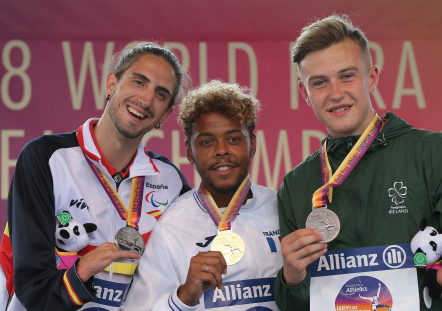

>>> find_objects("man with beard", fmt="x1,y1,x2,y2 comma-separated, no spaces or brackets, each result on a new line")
123,80,282,311
1,42,191,311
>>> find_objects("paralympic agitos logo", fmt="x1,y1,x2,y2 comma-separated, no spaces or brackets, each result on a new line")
145,191,168,207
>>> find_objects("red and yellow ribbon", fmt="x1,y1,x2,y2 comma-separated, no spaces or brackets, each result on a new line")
85,156,144,230
198,175,251,232
312,115,383,209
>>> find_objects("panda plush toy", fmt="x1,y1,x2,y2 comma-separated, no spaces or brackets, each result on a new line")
410,218,442,308
55,211,97,270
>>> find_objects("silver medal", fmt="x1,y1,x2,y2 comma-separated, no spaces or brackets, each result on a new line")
306,207,340,243
115,226,145,255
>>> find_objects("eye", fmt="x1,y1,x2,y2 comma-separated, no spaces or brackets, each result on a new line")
134,79,144,86
229,137,241,142
157,91,166,100
314,80,325,87
431,230,437,236
60,229,70,239
342,74,353,79
73,226,80,236
201,139,212,145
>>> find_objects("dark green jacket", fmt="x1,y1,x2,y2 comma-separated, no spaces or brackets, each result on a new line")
275,112,442,310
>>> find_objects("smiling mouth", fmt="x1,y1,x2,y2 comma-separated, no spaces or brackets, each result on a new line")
215,166,234,171
127,106,147,119
330,106,351,113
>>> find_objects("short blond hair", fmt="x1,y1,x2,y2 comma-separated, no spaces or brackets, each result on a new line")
178,80,260,140
292,14,372,75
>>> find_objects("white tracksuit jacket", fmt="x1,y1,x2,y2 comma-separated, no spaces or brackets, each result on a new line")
122,184,282,311
2,118,190,311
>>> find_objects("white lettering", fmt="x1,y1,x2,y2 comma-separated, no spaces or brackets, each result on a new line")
1,40,32,110
289,42,299,109
236,284,242,299
357,255,368,267
252,286,263,298
94,285,102,298
263,285,272,297
62,41,114,110
251,130,292,189
199,42,207,84
113,289,123,302
369,254,379,266
317,256,330,271
392,41,426,109
102,288,114,300
346,256,356,268
228,42,258,96
212,288,226,302
243,287,253,299
1,130,24,199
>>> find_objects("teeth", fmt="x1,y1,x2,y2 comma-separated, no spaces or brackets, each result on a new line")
216,166,232,171
127,107,146,119
331,106,350,113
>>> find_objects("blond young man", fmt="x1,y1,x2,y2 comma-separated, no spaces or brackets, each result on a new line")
275,15,442,310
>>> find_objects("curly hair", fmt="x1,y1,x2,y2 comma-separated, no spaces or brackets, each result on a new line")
178,80,261,140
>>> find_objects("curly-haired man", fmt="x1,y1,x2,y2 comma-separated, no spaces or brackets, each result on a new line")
123,80,283,311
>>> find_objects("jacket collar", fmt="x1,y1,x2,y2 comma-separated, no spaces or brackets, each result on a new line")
321,111,415,160
77,118,159,177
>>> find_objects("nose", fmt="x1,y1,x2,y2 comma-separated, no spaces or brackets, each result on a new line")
329,81,344,102
139,87,156,108
214,140,230,157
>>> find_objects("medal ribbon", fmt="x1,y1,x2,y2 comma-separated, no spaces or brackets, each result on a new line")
312,114,383,209
197,175,251,231
84,156,144,230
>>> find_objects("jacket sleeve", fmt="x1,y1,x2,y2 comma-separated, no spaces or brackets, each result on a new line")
7,137,95,310
274,175,310,311
122,220,198,311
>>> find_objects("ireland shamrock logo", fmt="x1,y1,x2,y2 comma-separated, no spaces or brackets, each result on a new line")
388,182,407,205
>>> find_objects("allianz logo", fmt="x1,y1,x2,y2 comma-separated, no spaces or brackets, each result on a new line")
212,283,272,302
317,245,406,271
94,285,124,302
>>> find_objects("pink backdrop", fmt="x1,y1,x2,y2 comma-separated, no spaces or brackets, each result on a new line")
1,1,442,228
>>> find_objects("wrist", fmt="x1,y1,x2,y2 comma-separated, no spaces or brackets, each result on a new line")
177,285,198,306
282,268,304,287
76,259,91,283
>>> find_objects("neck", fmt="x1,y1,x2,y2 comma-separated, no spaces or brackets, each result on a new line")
210,188,253,208
93,120,140,172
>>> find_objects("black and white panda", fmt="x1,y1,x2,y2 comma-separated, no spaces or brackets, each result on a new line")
55,211,97,253
410,218,442,308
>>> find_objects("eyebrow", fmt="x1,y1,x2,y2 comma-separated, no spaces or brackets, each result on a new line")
132,73,172,97
308,66,359,84
195,129,244,139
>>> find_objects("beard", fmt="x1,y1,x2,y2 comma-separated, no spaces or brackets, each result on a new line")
107,98,153,139
194,157,251,195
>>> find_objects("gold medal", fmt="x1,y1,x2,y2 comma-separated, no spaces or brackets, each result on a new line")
210,230,245,265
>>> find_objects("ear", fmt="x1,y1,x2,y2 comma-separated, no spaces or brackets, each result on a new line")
420,218,428,231
250,133,257,158
159,107,174,124
298,80,312,108
368,65,379,95
83,223,97,233
106,72,117,96
185,139,194,164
